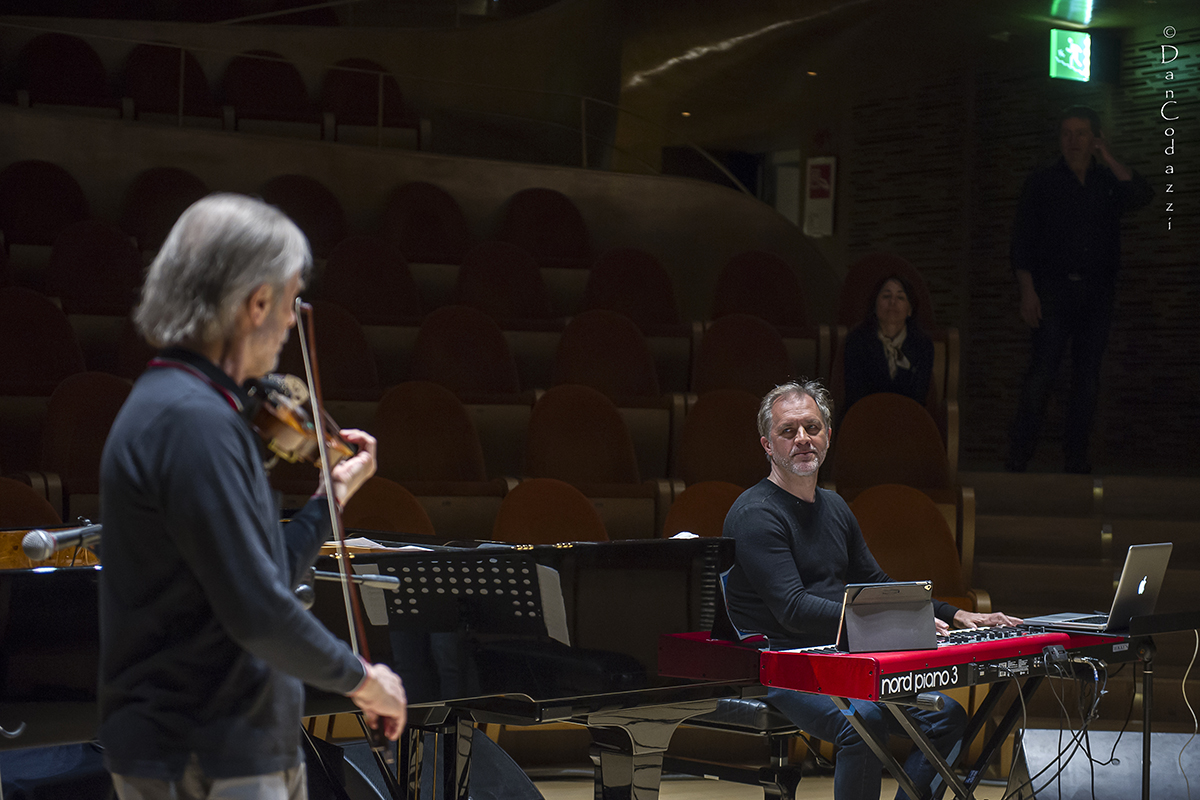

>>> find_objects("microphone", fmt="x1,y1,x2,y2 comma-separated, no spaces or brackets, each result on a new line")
22,524,103,562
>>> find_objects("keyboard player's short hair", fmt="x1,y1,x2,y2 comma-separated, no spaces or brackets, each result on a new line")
757,379,833,439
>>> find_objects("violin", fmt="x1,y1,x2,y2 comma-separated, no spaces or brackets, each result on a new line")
245,374,357,468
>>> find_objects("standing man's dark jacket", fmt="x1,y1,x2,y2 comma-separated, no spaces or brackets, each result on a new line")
1010,157,1153,296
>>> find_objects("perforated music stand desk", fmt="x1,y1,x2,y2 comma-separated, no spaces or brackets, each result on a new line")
358,547,555,639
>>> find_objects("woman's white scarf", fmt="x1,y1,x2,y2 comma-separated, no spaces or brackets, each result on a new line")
877,326,911,379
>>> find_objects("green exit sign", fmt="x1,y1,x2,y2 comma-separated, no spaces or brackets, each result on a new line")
1050,29,1091,82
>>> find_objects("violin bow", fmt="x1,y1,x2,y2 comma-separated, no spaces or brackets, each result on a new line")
294,298,398,777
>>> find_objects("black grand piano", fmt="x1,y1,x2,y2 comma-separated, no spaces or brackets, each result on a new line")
0,531,760,800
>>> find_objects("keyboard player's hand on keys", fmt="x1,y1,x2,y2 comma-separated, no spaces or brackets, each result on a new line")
952,610,1024,629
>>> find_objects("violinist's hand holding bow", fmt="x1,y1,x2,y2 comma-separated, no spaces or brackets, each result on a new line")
348,662,407,739
329,429,377,506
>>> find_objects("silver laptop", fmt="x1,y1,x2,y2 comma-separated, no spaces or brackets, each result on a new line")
1024,542,1172,632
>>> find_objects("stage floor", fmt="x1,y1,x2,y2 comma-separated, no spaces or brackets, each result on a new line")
533,775,1012,800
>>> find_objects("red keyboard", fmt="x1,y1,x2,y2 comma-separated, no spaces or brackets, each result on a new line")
660,628,1133,701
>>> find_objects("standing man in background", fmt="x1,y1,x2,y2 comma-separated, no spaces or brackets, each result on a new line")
99,193,407,800
1006,106,1153,474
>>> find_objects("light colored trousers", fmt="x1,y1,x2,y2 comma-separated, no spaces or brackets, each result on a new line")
111,756,306,800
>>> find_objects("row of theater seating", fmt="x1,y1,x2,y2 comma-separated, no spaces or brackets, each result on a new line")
0,472,979,616
2,283,957,470
3,32,423,145
0,161,588,264
0,158,946,376
0,363,969,569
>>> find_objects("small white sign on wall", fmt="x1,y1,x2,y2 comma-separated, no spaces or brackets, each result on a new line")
803,156,836,238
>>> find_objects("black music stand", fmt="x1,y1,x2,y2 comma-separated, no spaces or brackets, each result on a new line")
346,546,755,800
363,549,562,800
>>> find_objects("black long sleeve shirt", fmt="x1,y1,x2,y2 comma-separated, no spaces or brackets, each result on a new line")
722,480,955,650
1010,157,1153,296
841,322,934,417
98,348,365,780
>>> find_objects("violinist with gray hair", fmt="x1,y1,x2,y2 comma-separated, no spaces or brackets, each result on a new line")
98,193,407,800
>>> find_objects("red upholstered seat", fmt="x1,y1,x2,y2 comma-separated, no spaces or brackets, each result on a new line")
494,188,590,269
378,182,472,265
0,161,89,247
119,166,210,253
259,174,348,259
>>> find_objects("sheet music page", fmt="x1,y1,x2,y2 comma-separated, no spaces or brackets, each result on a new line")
351,562,389,626
343,537,431,551
536,564,570,646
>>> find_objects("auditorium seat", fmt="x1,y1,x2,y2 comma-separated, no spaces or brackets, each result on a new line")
494,188,590,269
712,251,811,335
319,58,422,148
524,384,667,539
0,287,87,396
373,381,488,483
118,167,210,253
709,251,830,381
113,316,157,381
582,249,685,335
368,381,510,541
12,33,120,116
551,309,677,480
343,476,437,537
552,309,661,403
276,301,380,401
0,476,61,529
451,241,558,331
317,235,422,326
408,304,531,480
119,43,221,124
46,220,143,316
582,250,690,390
848,483,988,613
661,480,744,539
691,313,793,398
220,50,322,139
37,372,132,522
491,478,607,545
259,174,349,260
0,161,89,249
525,385,639,486
830,392,976,583
675,389,767,489
0,477,70,570
831,393,950,490
378,182,473,266
409,305,523,401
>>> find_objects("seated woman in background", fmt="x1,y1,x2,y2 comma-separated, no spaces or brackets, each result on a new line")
842,274,933,416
